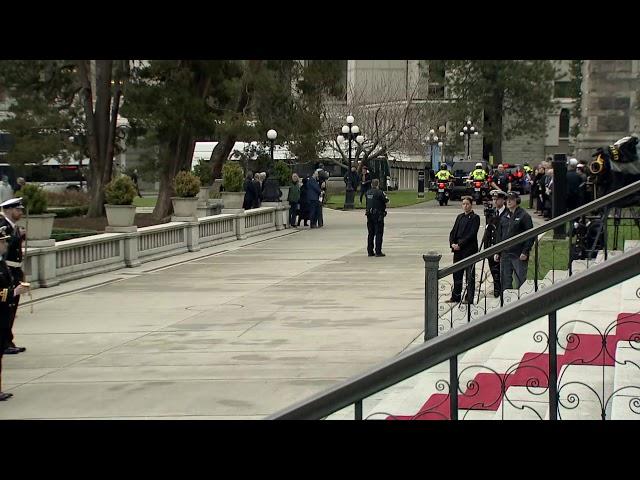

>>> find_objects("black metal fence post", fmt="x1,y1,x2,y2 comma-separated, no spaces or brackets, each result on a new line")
548,311,558,420
552,154,567,239
449,356,459,420
355,400,363,420
424,252,442,341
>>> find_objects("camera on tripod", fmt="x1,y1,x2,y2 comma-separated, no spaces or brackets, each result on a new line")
483,202,496,220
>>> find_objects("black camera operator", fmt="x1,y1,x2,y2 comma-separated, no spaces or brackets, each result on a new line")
484,190,508,297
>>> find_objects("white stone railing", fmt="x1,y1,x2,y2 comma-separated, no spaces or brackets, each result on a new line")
244,207,277,237
23,204,289,288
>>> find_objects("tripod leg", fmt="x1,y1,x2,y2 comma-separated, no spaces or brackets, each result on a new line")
475,228,489,305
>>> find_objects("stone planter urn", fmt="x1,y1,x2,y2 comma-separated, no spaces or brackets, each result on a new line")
220,191,245,209
280,186,290,204
105,205,136,228
171,197,199,220
197,186,211,204
24,213,56,242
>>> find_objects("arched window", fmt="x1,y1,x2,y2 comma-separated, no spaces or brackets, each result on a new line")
559,108,570,138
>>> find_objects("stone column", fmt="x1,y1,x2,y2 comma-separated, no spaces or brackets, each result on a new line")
423,252,442,341
185,221,201,252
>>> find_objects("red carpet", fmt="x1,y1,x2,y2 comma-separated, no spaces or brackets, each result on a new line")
387,313,640,420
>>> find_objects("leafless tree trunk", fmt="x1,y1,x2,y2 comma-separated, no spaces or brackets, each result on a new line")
77,60,128,217
209,60,262,180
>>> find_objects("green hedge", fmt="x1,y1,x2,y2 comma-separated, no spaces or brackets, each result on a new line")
51,206,89,218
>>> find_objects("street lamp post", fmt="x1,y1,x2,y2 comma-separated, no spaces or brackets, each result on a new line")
336,115,364,210
263,129,280,202
267,129,277,162
425,128,441,170
459,120,479,161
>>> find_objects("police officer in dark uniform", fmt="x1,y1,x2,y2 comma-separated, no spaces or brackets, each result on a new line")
365,178,389,257
0,198,27,355
0,225,30,401
485,190,509,297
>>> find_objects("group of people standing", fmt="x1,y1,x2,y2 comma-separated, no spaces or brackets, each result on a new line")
286,169,328,229
530,157,588,220
448,189,534,304
344,164,373,204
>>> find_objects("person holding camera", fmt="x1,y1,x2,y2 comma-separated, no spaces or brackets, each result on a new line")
485,190,508,297
365,179,389,257
494,191,534,291
447,196,480,304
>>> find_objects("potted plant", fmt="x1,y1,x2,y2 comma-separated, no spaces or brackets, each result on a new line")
172,170,201,218
193,162,212,203
21,184,56,242
104,175,137,229
274,160,293,203
220,162,245,209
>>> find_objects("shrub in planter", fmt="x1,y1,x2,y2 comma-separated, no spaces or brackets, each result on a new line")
222,162,244,192
274,160,292,186
105,175,137,205
174,170,201,197
193,162,212,186
21,184,48,214
19,184,55,242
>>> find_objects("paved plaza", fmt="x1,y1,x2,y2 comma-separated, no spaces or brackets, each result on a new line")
2,200,496,419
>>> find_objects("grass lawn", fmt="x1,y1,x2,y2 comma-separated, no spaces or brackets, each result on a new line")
325,190,435,210
133,196,158,207
526,217,640,279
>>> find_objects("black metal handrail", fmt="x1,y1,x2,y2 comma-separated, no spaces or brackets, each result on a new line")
438,178,640,279
267,246,640,419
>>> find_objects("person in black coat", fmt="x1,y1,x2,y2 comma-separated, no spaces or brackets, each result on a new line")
297,177,310,227
306,171,322,228
242,173,254,210
447,196,480,304
0,225,30,401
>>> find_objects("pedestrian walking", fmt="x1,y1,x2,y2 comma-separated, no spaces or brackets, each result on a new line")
0,226,30,401
0,198,27,355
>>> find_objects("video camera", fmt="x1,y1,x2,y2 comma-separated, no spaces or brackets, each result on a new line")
483,201,497,220
587,135,640,207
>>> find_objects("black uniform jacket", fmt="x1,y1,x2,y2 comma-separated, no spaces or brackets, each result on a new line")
449,211,480,255
0,260,16,329
365,189,389,220
497,206,535,256
0,216,24,284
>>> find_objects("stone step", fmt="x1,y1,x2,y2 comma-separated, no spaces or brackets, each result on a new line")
611,342,640,420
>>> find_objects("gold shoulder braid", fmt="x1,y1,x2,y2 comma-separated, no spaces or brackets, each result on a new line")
1,288,8,303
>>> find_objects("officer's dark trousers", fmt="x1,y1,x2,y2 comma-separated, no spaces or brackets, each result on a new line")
452,252,475,302
367,217,384,254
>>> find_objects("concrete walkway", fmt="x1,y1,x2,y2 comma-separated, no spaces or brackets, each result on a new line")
1,200,505,419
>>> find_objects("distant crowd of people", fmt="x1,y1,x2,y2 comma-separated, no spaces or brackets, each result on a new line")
530,157,588,220
242,168,330,229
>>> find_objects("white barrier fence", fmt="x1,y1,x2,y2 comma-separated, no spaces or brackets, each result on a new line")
24,205,289,288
